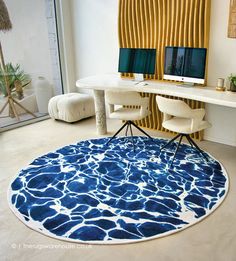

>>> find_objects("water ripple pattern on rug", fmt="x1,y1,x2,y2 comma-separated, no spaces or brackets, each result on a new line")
8,136,228,244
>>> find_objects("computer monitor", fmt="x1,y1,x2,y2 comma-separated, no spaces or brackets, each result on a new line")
118,48,156,75
163,46,207,85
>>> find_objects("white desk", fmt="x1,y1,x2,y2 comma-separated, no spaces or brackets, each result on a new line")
76,73,236,135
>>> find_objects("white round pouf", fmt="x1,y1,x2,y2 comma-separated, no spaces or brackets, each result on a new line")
48,93,95,123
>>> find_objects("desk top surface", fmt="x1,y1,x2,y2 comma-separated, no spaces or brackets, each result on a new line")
76,73,236,108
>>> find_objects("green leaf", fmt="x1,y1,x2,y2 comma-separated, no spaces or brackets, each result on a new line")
0,63,31,95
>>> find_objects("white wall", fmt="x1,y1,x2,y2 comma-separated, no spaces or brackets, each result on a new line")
1,0,53,84
205,0,236,146
71,0,119,79
208,0,236,86
70,0,236,146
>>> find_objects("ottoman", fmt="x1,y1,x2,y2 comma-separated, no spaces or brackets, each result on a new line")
48,93,95,122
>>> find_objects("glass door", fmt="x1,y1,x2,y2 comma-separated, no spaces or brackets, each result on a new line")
0,0,63,130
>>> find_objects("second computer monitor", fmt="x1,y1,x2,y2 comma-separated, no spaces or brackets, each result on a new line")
164,46,207,84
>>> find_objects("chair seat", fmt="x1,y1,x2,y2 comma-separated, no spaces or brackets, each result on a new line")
163,117,211,134
109,107,150,121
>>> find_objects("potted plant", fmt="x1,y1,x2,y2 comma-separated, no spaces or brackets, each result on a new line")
228,74,236,92
0,63,31,99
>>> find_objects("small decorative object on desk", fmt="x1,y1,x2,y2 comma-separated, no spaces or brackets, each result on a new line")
228,74,236,92
216,78,226,91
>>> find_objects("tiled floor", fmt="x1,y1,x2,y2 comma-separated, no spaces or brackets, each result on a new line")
0,112,47,128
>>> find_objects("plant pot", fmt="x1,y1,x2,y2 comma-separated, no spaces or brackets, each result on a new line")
230,82,236,92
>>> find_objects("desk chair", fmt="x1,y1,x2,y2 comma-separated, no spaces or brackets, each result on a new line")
156,95,211,167
106,91,152,150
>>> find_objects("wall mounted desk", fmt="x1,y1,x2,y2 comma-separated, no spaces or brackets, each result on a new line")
76,73,236,135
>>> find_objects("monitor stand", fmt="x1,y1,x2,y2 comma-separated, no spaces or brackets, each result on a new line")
134,73,144,82
177,82,195,87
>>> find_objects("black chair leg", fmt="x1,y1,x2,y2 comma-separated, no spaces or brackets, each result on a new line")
169,135,183,168
130,121,153,139
160,133,182,151
186,135,209,162
185,134,193,147
107,120,152,151
160,133,209,168
125,123,129,136
106,121,129,145
129,123,135,151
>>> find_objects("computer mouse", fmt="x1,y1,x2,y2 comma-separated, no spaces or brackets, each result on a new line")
139,82,148,86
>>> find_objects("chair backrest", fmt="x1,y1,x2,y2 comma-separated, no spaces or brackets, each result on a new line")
156,95,192,118
106,91,142,106
106,90,150,118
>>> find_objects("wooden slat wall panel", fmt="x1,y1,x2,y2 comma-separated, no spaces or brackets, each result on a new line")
118,0,211,140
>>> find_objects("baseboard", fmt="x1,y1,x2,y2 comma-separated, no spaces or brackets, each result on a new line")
0,115,50,132
204,134,236,147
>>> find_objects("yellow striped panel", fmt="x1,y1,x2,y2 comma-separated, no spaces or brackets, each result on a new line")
118,0,211,140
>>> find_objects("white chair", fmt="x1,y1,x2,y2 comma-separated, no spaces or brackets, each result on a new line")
106,90,152,150
156,95,211,166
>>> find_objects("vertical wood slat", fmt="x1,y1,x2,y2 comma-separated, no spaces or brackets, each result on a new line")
204,1,211,84
193,0,200,46
188,0,195,47
174,0,181,47
118,0,211,140
228,0,236,38
199,0,204,46
178,0,185,46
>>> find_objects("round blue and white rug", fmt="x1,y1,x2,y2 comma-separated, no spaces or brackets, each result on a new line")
8,136,229,244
